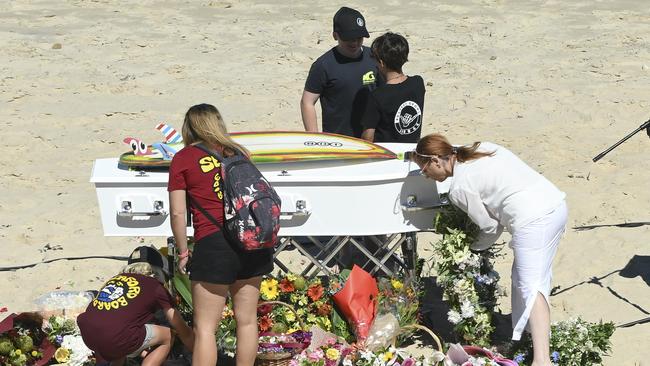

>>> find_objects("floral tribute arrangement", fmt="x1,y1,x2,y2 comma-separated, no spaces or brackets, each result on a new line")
290,330,353,366
259,274,334,333
0,313,52,366
430,204,502,347
508,317,615,366
44,315,94,366
0,312,94,366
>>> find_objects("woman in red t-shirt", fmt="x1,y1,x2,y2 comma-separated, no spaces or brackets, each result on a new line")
168,103,273,366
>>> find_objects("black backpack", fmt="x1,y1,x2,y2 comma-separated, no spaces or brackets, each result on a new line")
190,144,281,251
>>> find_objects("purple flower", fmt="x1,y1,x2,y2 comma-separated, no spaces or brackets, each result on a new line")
551,351,560,362
513,353,525,363
55,335,64,345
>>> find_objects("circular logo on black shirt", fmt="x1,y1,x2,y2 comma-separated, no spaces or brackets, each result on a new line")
394,101,422,135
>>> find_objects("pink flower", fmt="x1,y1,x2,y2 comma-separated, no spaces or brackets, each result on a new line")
402,358,415,366
308,349,324,361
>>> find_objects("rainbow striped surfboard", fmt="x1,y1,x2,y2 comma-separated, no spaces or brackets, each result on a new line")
118,131,397,168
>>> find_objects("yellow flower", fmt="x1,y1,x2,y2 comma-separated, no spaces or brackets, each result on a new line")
390,279,403,290
260,278,279,300
382,351,394,362
284,309,296,322
55,347,71,363
287,327,301,333
325,348,340,360
15,349,22,356
31,350,38,357
286,273,297,281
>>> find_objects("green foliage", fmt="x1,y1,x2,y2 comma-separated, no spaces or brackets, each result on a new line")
509,317,616,366
429,204,501,347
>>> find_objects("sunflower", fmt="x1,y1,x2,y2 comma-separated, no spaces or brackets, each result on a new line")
260,278,279,300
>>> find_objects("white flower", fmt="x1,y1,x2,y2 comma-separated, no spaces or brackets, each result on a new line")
447,310,462,324
61,334,93,366
460,300,475,319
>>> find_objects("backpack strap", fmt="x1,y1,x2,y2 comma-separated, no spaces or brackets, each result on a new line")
187,193,223,230
195,143,226,161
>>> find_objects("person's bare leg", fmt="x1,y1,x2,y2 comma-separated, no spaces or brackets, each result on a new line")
141,325,173,366
192,281,228,366
529,292,552,366
231,276,263,366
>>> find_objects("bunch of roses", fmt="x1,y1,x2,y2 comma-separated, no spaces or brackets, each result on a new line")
430,205,502,347
259,274,333,333
290,336,352,366
509,317,615,366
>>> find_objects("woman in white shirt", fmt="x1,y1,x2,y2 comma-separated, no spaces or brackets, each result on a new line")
413,133,567,366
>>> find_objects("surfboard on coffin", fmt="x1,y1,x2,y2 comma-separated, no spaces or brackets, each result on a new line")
118,131,397,168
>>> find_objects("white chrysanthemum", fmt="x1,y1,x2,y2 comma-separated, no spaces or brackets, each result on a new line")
447,310,462,324
61,334,93,366
460,300,475,319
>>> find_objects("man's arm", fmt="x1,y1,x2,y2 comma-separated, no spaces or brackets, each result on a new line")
300,90,320,132
165,307,194,350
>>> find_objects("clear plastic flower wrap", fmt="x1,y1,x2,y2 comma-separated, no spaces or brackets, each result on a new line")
363,312,400,352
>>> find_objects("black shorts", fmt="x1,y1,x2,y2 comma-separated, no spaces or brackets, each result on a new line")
189,230,274,285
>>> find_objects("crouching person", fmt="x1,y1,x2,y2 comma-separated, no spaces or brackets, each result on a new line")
77,262,194,366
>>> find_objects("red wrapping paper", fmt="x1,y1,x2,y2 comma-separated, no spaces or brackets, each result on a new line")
332,265,378,341
0,313,56,366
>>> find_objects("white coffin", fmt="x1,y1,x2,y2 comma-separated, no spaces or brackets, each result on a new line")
90,143,450,237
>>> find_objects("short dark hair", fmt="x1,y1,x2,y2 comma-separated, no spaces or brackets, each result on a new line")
371,32,409,71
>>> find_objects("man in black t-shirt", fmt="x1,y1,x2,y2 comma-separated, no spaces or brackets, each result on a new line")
300,7,383,137
361,32,425,143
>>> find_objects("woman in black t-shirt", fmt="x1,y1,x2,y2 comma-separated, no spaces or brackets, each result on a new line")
361,32,425,143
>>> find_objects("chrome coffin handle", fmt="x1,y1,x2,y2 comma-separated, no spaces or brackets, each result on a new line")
401,194,449,212
117,200,168,217
280,199,310,217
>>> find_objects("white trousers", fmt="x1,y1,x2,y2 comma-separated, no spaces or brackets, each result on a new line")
510,200,568,340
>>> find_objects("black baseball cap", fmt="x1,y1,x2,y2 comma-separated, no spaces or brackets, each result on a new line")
128,245,170,278
333,7,369,40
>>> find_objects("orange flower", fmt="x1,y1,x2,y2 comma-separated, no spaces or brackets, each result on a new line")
307,284,324,302
279,278,295,293
316,302,332,316
258,314,273,332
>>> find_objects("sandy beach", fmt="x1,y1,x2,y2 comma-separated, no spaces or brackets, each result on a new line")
1,0,649,364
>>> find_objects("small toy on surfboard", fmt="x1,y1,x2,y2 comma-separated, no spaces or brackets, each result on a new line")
119,124,397,169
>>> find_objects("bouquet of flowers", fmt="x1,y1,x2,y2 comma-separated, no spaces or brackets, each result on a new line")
430,205,502,346
43,315,94,366
260,274,333,333
331,265,378,343
353,346,444,366
376,277,421,329
290,332,352,366
0,313,54,366
508,317,615,366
